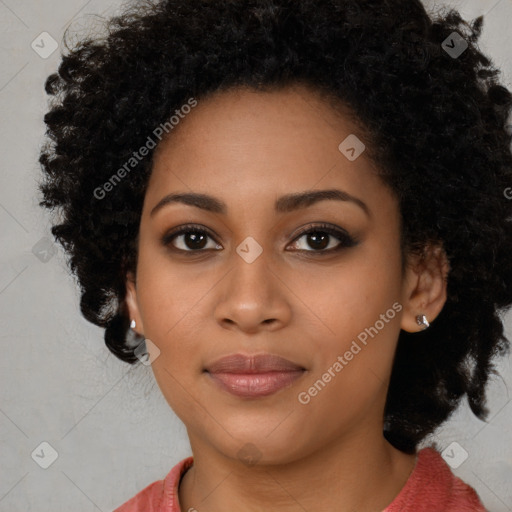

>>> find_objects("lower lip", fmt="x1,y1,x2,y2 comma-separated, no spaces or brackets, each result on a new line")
206,370,305,398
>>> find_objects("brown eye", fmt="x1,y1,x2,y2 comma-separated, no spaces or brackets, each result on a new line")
288,224,358,253
162,225,222,252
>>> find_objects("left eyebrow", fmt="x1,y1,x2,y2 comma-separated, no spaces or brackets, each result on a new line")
149,188,371,218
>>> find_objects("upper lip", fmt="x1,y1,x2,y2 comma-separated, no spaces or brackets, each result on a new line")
205,353,305,374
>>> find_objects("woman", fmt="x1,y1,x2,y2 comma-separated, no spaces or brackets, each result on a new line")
38,0,512,510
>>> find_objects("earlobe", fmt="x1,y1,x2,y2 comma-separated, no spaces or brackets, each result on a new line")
125,271,144,335
400,244,450,333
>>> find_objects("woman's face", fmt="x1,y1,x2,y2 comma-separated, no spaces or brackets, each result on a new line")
126,84,423,464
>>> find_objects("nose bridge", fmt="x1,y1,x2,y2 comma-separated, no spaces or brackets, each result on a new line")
230,234,276,301
214,235,290,331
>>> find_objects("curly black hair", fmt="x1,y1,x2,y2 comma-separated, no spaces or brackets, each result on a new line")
37,0,512,454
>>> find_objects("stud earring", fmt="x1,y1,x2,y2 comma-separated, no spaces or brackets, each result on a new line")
130,319,136,329
416,314,429,330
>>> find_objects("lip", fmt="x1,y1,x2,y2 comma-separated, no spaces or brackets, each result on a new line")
204,353,306,399
205,353,305,373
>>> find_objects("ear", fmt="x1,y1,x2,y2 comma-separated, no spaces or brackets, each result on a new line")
125,270,145,336
400,243,450,333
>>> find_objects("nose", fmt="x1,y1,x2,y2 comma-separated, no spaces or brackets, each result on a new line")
213,249,292,334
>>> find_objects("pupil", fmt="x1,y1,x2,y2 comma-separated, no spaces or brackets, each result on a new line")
187,232,206,249
308,232,328,250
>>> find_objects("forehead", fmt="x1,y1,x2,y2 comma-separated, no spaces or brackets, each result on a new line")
144,84,387,216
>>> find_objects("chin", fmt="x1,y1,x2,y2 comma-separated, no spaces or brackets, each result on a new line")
218,427,310,467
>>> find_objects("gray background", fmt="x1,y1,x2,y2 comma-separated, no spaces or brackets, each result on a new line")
0,0,511,510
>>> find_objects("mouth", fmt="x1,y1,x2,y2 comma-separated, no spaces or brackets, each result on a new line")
204,353,307,399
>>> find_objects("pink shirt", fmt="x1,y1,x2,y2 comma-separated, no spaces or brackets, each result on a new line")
113,447,488,511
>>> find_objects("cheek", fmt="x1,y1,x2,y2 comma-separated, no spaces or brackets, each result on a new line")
134,256,202,373
301,237,403,382
137,265,204,415
308,242,402,331
136,245,205,331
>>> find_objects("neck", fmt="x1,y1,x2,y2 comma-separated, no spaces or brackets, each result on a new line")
178,425,417,512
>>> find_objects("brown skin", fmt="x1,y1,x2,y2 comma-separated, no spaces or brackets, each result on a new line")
125,84,449,512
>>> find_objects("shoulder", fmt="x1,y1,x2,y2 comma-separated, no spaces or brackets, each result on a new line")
384,447,488,512
113,456,194,512
113,479,165,512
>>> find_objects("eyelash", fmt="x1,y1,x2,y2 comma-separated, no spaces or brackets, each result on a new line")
161,223,358,256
